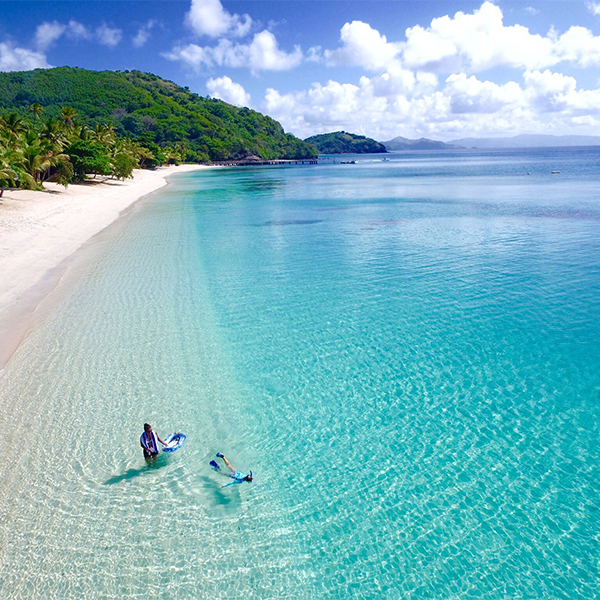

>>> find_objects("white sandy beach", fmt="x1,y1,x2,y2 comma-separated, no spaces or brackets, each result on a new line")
0,164,210,367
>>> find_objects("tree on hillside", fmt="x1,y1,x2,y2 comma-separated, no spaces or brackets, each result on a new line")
1,113,27,142
40,119,68,147
60,106,77,129
29,103,43,121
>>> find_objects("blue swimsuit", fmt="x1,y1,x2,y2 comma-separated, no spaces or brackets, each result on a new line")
224,470,250,487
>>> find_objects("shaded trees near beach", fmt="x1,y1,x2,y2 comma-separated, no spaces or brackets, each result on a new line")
0,105,184,195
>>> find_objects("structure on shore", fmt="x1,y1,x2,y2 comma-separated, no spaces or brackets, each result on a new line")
213,155,318,167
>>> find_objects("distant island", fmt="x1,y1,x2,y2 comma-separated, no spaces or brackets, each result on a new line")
382,136,464,151
447,134,600,149
304,131,386,154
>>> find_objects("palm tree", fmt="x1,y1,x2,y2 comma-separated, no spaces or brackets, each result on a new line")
76,125,93,142
29,103,44,122
91,123,116,146
0,113,27,143
0,159,17,198
60,106,77,130
137,147,155,169
0,164,17,198
0,143,25,197
40,119,68,148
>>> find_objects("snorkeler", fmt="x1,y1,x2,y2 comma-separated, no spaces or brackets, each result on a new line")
210,453,253,487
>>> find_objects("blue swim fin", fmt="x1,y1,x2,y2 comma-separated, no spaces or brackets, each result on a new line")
209,460,221,471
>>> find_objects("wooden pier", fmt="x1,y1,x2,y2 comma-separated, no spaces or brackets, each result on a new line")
213,157,318,167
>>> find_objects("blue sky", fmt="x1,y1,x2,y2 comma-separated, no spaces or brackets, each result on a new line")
1,0,600,140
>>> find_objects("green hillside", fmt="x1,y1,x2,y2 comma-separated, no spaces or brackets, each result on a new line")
304,131,386,154
0,67,316,162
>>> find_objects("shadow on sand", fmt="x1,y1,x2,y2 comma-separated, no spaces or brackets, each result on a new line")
103,456,168,485
197,474,244,512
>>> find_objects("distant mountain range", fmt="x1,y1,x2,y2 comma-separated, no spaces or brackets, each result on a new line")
381,133,600,151
447,134,600,149
381,136,463,151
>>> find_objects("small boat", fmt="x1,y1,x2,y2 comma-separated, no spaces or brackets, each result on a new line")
340,160,356,164
551,170,560,174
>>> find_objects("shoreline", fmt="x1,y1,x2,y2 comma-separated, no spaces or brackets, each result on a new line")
0,164,211,369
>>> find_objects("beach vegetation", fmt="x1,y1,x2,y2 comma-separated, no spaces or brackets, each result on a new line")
0,150,18,198
0,67,317,193
66,140,112,180
0,67,317,170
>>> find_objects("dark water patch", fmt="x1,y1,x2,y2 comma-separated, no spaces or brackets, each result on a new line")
523,208,600,221
362,218,409,230
315,206,360,212
240,178,286,194
255,219,324,227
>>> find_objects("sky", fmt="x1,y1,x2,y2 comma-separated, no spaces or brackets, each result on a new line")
1,0,600,141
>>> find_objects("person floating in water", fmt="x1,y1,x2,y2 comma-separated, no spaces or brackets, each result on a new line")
140,423,168,461
211,453,253,487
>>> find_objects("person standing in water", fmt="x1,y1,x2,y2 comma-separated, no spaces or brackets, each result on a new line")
140,423,168,461
214,453,253,487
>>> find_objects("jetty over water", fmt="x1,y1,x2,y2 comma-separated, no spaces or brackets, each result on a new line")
213,156,318,167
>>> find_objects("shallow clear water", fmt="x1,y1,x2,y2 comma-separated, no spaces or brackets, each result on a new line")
1,148,599,599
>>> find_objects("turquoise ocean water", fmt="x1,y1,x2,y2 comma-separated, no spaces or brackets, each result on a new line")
0,148,599,598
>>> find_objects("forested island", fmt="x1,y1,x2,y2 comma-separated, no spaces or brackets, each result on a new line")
0,67,317,194
304,131,386,154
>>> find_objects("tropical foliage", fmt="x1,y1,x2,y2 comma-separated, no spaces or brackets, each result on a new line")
0,67,317,165
304,131,387,154
0,106,157,197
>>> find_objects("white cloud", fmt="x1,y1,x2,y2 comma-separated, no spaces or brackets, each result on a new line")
0,42,50,71
96,24,122,47
35,21,66,50
402,2,555,72
523,69,577,112
555,26,600,67
186,0,252,38
261,66,600,141
249,30,302,71
444,73,523,114
35,19,95,49
586,1,600,15
318,3,600,77
524,7,540,16
306,46,322,63
206,76,251,106
67,20,92,41
324,20,402,71
359,69,415,100
165,30,302,73
263,80,391,138
133,20,156,48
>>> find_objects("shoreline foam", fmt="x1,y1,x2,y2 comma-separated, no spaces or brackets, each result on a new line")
0,164,211,368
